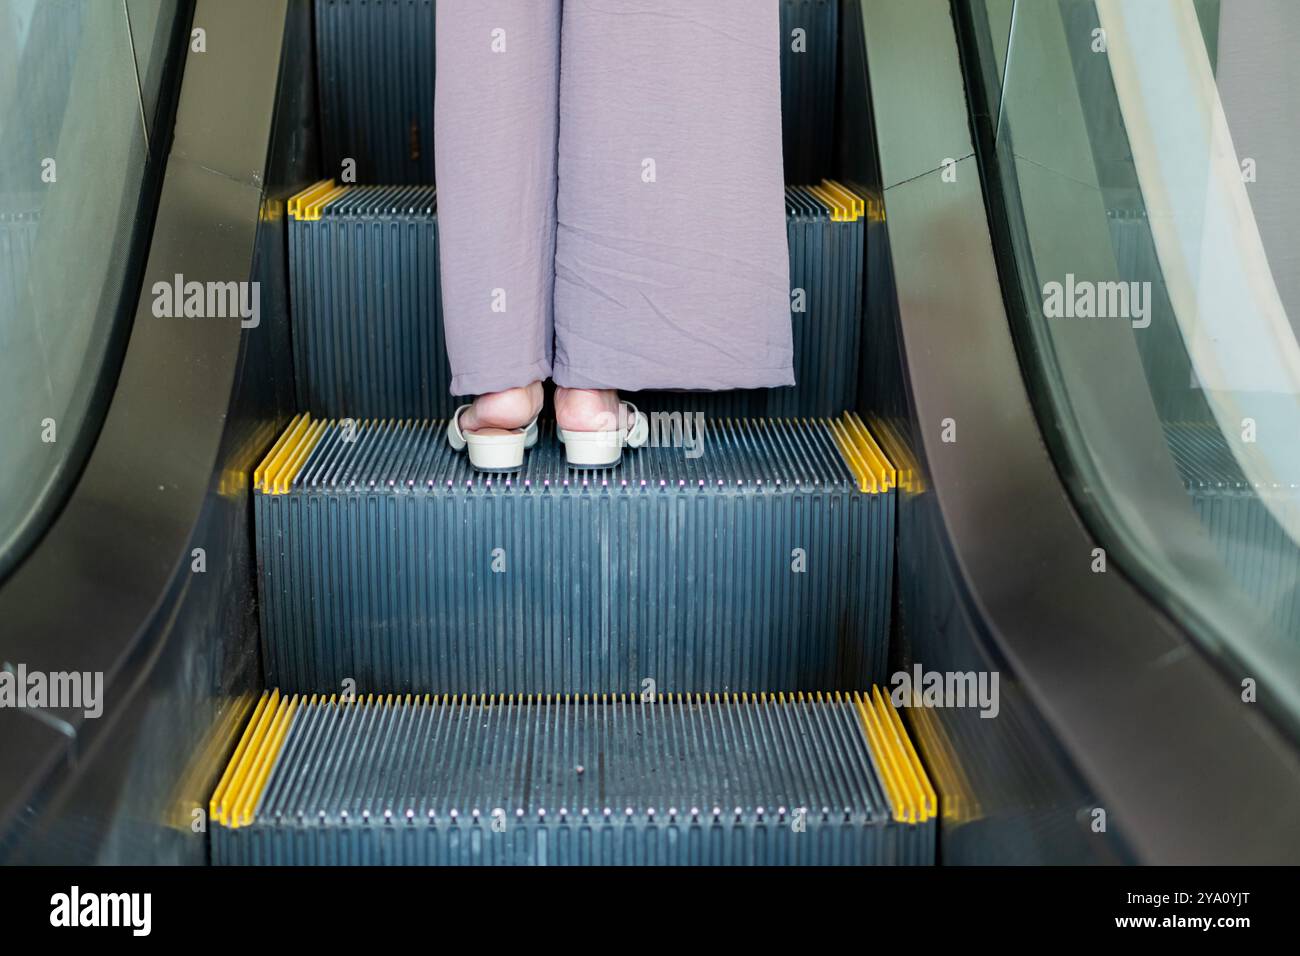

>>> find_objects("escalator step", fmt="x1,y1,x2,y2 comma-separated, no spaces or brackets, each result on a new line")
315,0,436,184
1165,422,1300,638
310,0,836,186
210,687,936,865
286,183,455,418
253,412,895,695
286,179,865,419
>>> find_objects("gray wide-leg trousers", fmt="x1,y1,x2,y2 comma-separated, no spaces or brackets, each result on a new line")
434,0,793,395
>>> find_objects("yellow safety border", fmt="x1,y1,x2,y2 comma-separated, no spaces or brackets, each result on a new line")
807,183,853,222
300,183,349,220
803,179,867,222
253,413,330,495
867,415,924,494
819,179,866,219
287,179,349,221
829,411,896,494
854,687,938,824
287,179,332,218
209,690,302,828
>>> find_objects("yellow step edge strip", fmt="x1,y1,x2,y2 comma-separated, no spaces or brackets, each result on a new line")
820,179,866,219
867,415,923,494
814,182,855,221
209,690,276,827
844,411,896,492
228,694,299,828
854,690,906,821
221,691,286,828
876,686,938,821
252,412,308,493
853,687,937,824
869,689,919,822
287,179,334,219
828,412,896,494
252,415,330,495
299,183,350,221
807,183,852,222
254,413,311,492
273,419,329,493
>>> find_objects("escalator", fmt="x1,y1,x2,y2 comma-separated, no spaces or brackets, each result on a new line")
213,0,920,864
1,0,1298,870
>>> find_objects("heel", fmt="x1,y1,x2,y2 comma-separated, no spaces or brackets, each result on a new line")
559,403,648,469
447,408,539,473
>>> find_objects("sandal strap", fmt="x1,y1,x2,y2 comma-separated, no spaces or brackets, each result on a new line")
621,402,644,436
447,404,473,448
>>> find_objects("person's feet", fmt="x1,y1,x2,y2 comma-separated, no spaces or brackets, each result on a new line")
554,387,621,432
455,383,626,436
458,381,544,434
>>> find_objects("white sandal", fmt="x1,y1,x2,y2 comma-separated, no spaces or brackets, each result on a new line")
557,401,650,468
446,404,540,472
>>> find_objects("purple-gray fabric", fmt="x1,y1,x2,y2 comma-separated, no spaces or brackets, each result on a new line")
434,0,792,395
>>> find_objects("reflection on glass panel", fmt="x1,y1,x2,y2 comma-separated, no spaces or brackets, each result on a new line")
126,0,184,142
975,0,1300,720
983,0,1014,116
0,0,179,577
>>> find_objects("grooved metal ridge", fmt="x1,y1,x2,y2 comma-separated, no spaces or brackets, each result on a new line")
315,0,436,185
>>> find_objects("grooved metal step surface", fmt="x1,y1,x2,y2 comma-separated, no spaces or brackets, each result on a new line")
780,0,839,183
211,688,936,866
254,413,896,695
315,0,436,184
287,183,455,418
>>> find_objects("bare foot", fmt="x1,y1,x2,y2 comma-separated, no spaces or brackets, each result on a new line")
555,387,622,431
458,381,544,434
